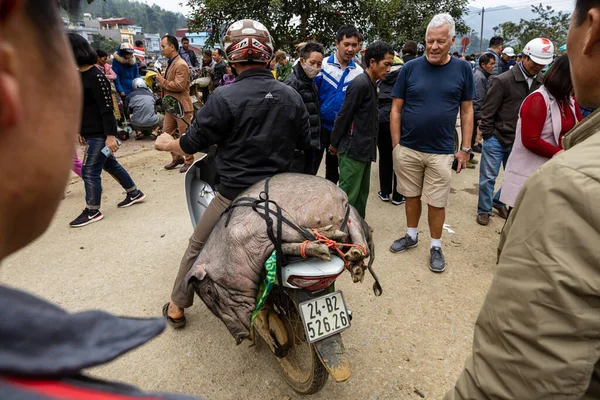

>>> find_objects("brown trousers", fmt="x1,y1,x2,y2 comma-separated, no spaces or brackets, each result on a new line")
170,192,232,308
163,111,194,164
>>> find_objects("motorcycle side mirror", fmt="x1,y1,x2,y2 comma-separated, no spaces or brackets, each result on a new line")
163,95,185,120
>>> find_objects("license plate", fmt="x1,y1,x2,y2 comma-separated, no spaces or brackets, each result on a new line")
299,291,350,343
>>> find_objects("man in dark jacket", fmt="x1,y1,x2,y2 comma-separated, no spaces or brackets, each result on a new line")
155,19,310,327
284,42,325,174
179,37,199,67
472,53,496,152
483,36,505,76
376,59,405,205
476,38,551,226
329,41,395,218
211,48,227,87
0,1,198,398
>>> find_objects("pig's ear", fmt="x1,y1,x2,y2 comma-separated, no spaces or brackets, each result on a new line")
182,264,207,292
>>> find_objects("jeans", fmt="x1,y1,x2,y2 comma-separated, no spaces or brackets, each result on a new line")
477,135,512,214
82,137,137,210
311,127,339,184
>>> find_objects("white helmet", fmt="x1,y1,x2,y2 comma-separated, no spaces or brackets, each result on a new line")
522,38,554,65
132,78,148,90
502,47,516,57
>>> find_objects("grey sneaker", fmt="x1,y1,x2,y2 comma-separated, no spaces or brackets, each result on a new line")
429,246,446,273
390,234,418,253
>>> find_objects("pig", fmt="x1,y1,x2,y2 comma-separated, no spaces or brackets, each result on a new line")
183,173,376,343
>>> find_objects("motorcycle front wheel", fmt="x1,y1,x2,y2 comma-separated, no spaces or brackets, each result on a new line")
276,299,328,394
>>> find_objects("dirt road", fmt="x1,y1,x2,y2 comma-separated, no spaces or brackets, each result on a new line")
1,139,506,399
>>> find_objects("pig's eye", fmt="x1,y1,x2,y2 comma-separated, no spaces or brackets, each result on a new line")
206,286,215,299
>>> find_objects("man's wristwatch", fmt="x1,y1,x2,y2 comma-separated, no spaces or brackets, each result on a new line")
460,147,472,155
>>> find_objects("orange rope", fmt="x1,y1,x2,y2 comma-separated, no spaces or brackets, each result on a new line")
300,229,367,270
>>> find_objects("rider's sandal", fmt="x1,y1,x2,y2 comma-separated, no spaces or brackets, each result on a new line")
162,302,186,329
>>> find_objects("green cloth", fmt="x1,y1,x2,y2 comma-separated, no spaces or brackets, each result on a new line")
276,61,293,82
338,152,371,218
251,250,277,325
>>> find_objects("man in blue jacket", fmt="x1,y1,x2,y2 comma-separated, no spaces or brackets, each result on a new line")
112,42,140,98
314,24,363,183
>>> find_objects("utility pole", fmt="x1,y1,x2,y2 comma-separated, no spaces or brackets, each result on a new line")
479,7,485,53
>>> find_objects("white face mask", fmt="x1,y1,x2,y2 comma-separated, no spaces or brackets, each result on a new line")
302,63,321,79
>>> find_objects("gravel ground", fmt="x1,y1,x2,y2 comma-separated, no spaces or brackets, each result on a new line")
2,137,506,399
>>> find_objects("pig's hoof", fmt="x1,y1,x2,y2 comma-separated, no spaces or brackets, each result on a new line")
162,302,186,329
235,331,251,345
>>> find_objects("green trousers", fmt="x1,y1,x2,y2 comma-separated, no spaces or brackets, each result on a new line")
338,153,371,218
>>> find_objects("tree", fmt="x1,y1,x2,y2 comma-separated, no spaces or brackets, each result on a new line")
91,33,120,53
499,4,569,51
384,0,470,48
186,0,469,52
187,0,385,52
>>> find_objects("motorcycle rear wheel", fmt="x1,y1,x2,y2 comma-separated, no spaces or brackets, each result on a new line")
277,302,328,394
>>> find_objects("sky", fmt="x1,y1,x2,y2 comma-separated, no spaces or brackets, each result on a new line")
139,0,574,16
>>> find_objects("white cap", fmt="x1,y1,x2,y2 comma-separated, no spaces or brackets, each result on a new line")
522,38,555,65
502,47,516,57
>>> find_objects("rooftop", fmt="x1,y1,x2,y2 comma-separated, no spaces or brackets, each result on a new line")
99,18,135,26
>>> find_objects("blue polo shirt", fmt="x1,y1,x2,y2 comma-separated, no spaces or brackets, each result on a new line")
392,56,475,154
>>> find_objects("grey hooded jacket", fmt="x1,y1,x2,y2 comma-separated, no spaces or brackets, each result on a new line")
124,88,159,129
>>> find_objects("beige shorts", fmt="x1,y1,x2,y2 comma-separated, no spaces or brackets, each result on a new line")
393,145,454,208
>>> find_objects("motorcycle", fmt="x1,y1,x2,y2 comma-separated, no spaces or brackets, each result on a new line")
163,95,356,394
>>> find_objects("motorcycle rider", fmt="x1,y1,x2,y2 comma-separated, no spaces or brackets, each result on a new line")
155,19,311,328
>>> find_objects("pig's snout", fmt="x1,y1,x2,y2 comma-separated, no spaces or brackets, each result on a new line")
220,313,250,344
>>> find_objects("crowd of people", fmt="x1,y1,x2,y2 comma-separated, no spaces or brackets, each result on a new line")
3,0,600,398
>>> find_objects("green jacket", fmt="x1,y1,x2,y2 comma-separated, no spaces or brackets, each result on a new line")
444,109,600,399
276,61,293,82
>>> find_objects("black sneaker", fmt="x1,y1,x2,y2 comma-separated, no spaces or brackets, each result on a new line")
118,190,146,208
390,234,418,253
378,191,390,202
70,208,103,228
391,195,406,206
429,246,446,273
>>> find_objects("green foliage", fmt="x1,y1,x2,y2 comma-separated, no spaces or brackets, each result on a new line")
384,0,470,48
66,0,187,35
499,4,569,51
91,33,120,53
187,0,469,53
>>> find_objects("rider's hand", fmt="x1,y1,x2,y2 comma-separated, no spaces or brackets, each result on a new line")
119,92,125,98
155,133,175,151
77,134,86,146
454,150,470,173
328,145,338,156
106,135,119,154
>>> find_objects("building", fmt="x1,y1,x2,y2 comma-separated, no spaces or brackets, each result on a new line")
100,18,136,44
66,14,101,43
134,33,161,53
175,28,211,51
131,25,143,35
